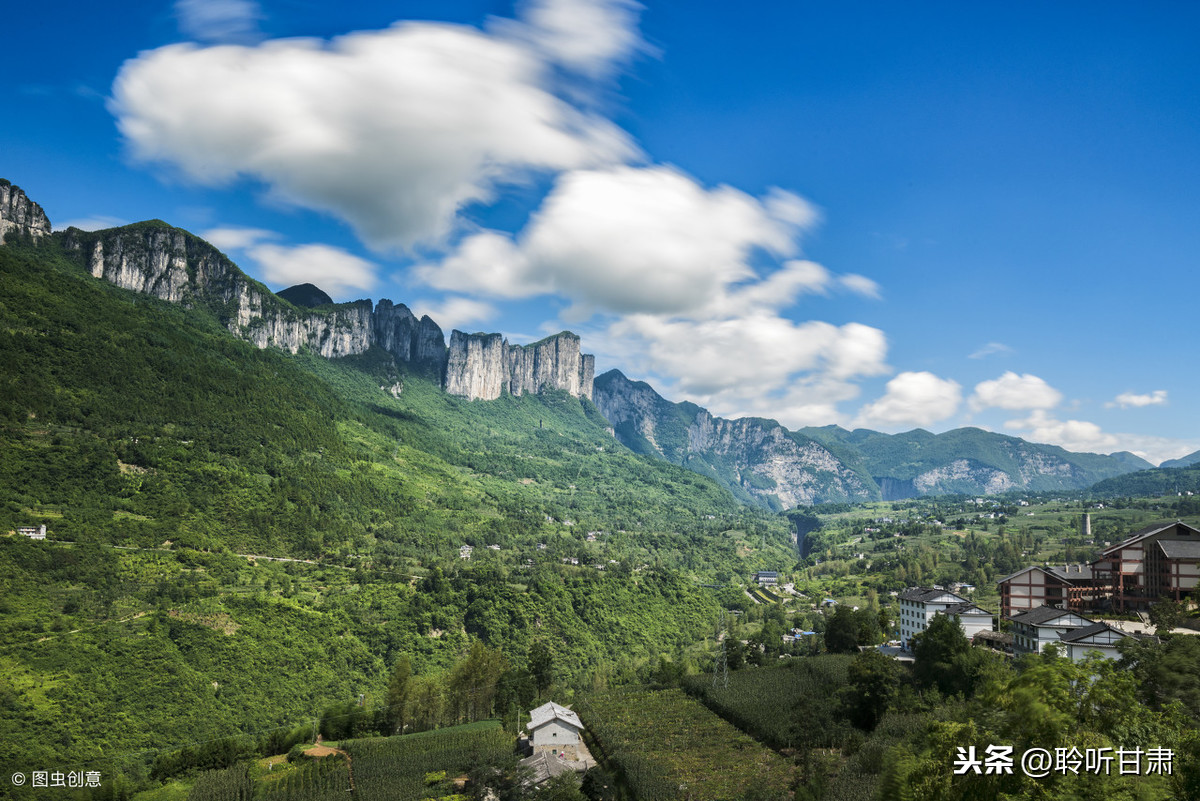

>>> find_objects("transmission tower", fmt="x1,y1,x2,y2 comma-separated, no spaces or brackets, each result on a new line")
713,610,729,690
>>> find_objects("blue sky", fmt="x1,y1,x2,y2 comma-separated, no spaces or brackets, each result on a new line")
5,1,1199,464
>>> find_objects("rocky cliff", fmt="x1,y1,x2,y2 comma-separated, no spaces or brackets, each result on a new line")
15,192,589,398
0,180,51,242
64,222,379,359
445,331,595,401
596,369,1151,509
593,369,875,508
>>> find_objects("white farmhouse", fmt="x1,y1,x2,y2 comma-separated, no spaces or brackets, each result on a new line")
528,701,585,760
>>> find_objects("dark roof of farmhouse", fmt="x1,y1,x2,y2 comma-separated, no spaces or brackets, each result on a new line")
1059,622,1128,643
1008,605,1091,626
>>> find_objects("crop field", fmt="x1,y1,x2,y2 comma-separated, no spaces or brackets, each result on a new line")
576,687,793,801
344,720,510,801
683,655,854,751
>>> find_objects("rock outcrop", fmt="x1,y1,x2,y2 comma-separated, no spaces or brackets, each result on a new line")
594,369,874,508
445,331,594,401
66,222,378,359
43,209,588,398
595,369,1151,509
0,181,51,242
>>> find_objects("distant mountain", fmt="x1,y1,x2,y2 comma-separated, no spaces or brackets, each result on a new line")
1160,449,1200,469
1091,464,1200,497
593,369,1151,509
276,282,333,307
802,426,1152,498
592,370,875,509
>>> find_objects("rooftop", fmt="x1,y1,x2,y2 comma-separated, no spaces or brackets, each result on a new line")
529,701,582,731
1008,605,1093,627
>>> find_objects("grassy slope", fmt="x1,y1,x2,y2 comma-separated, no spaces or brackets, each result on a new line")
0,236,802,787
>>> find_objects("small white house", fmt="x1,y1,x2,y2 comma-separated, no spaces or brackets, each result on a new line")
1008,606,1094,656
1059,621,1130,662
528,702,584,760
16,524,46,540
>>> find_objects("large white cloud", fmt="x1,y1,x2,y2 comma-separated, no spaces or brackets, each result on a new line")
111,17,637,251
248,243,378,297
969,371,1062,412
854,372,963,430
416,165,822,315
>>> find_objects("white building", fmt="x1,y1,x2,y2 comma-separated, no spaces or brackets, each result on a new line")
16,524,46,540
897,587,971,650
938,602,994,642
1058,621,1131,662
1008,605,1094,656
528,702,585,760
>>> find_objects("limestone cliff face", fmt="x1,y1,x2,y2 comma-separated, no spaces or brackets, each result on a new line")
374,300,446,372
593,369,876,509
67,223,376,358
444,331,594,401
0,179,595,405
0,181,51,242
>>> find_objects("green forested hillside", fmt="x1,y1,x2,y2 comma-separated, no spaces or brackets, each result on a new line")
0,235,796,796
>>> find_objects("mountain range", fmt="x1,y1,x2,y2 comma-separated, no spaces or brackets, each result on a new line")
0,179,1161,509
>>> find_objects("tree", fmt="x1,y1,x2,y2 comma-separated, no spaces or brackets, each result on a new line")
1149,597,1186,632
824,606,860,654
841,649,901,731
529,640,555,696
448,640,507,722
385,655,412,734
912,614,969,695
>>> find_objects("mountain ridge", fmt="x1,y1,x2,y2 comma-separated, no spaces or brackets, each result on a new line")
594,368,1153,508
0,180,592,402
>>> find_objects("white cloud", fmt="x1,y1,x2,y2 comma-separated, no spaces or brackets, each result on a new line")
246,243,378,298
111,18,638,251
55,215,128,232
411,297,497,331
1106,390,1168,409
1005,410,1116,454
175,0,262,44
417,165,822,315
969,371,1062,412
969,342,1013,359
200,226,278,252
509,0,646,78
854,372,963,430
1000,410,1198,465
840,273,881,299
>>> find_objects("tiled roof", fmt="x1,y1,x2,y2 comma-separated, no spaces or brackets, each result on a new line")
1099,521,1200,557
1008,605,1091,627
1046,564,1094,582
1159,540,1200,559
1059,621,1128,643
529,702,582,731
898,587,966,603
520,751,582,784
942,602,992,616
